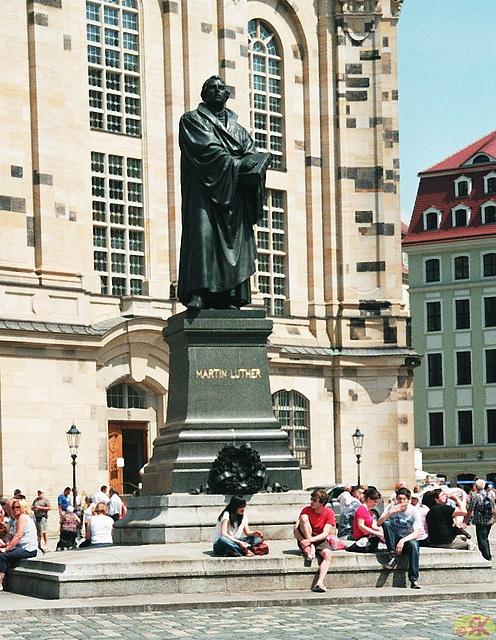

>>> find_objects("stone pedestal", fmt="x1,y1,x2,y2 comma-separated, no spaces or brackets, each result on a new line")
142,309,302,495
114,309,302,544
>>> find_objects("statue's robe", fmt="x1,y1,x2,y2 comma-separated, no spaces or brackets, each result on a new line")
178,103,264,308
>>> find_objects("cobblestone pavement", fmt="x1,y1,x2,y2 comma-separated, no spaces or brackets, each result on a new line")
3,599,496,639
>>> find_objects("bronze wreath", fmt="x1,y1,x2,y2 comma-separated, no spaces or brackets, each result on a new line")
208,443,267,495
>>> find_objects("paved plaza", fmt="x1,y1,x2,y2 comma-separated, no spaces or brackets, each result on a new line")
2,599,496,639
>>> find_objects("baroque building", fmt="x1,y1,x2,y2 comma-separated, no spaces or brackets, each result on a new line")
403,131,496,487
0,0,413,503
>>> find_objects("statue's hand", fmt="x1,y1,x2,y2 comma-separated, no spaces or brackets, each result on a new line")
240,155,258,172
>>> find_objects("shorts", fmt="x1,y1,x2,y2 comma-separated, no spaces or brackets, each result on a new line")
35,517,48,534
296,526,333,554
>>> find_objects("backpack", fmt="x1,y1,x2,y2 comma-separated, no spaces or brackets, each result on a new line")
479,494,494,522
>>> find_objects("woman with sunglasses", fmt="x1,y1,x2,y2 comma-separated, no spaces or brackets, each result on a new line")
0,499,38,591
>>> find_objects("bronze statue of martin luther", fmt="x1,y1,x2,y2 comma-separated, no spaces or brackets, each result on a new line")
177,76,271,310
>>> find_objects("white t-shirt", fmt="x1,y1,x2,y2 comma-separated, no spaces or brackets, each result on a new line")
93,491,110,505
212,511,248,544
89,514,113,544
338,491,353,510
107,494,122,517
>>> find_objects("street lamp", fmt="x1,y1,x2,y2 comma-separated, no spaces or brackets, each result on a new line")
352,427,364,487
66,423,81,509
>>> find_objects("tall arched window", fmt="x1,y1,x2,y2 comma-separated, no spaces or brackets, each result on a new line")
272,390,310,467
248,19,283,170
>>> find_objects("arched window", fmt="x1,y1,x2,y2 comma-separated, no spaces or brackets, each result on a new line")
425,258,440,283
482,202,496,224
454,255,469,280
272,390,310,468
86,0,141,136
248,19,283,170
454,176,471,198
452,205,470,228
484,173,496,195
471,154,490,164
423,208,441,231
107,382,148,409
483,253,496,278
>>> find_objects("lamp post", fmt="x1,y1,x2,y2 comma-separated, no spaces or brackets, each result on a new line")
352,427,364,487
66,423,81,509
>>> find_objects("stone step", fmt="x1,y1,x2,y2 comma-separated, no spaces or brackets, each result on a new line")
8,540,492,600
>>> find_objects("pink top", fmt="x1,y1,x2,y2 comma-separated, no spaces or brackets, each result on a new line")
353,504,373,540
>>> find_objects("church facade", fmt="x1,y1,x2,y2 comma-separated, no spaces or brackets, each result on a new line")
0,0,414,502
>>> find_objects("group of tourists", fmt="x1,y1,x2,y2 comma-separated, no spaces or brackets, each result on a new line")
0,484,129,590
213,479,496,592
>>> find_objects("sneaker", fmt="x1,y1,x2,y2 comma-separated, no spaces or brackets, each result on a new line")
410,580,420,589
384,555,398,570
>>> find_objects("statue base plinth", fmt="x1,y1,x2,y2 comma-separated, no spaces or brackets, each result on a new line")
113,491,309,545
142,309,302,496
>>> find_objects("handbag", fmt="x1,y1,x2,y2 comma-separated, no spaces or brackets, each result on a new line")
345,536,379,553
251,540,269,555
327,534,346,551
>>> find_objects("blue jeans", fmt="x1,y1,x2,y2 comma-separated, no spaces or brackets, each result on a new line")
382,520,419,582
0,547,37,574
213,536,262,557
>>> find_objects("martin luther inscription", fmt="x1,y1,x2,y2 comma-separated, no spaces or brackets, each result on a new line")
196,368,262,380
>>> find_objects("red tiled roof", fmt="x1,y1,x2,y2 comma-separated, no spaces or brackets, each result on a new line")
422,130,496,173
403,162,496,247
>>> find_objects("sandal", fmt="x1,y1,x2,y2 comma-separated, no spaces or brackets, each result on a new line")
312,584,326,593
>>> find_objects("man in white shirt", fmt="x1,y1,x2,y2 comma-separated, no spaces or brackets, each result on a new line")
107,488,123,522
93,485,110,505
338,485,354,511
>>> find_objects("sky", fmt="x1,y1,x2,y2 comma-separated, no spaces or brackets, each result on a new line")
397,0,496,223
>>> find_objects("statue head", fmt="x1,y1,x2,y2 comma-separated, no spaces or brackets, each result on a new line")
201,76,230,110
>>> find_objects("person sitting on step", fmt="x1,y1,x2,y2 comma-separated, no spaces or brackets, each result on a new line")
294,489,335,593
212,495,263,557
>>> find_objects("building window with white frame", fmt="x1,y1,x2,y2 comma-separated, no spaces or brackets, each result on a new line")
456,351,472,386
429,412,444,446
454,255,469,280
452,206,470,228
458,410,473,445
455,298,470,330
484,172,496,194
427,353,443,387
255,189,286,316
454,175,471,198
107,382,148,409
487,409,496,443
426,301,441,332
482,202,496,224
425,258,440,283
248,19,284,170
483,253,496,277
91,152,145,296
423,208,441,231
86,0,141,136
485,350,496,384
272,390,310,467
484,297,496,328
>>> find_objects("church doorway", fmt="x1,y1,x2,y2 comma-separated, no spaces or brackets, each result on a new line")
108,421,148,495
